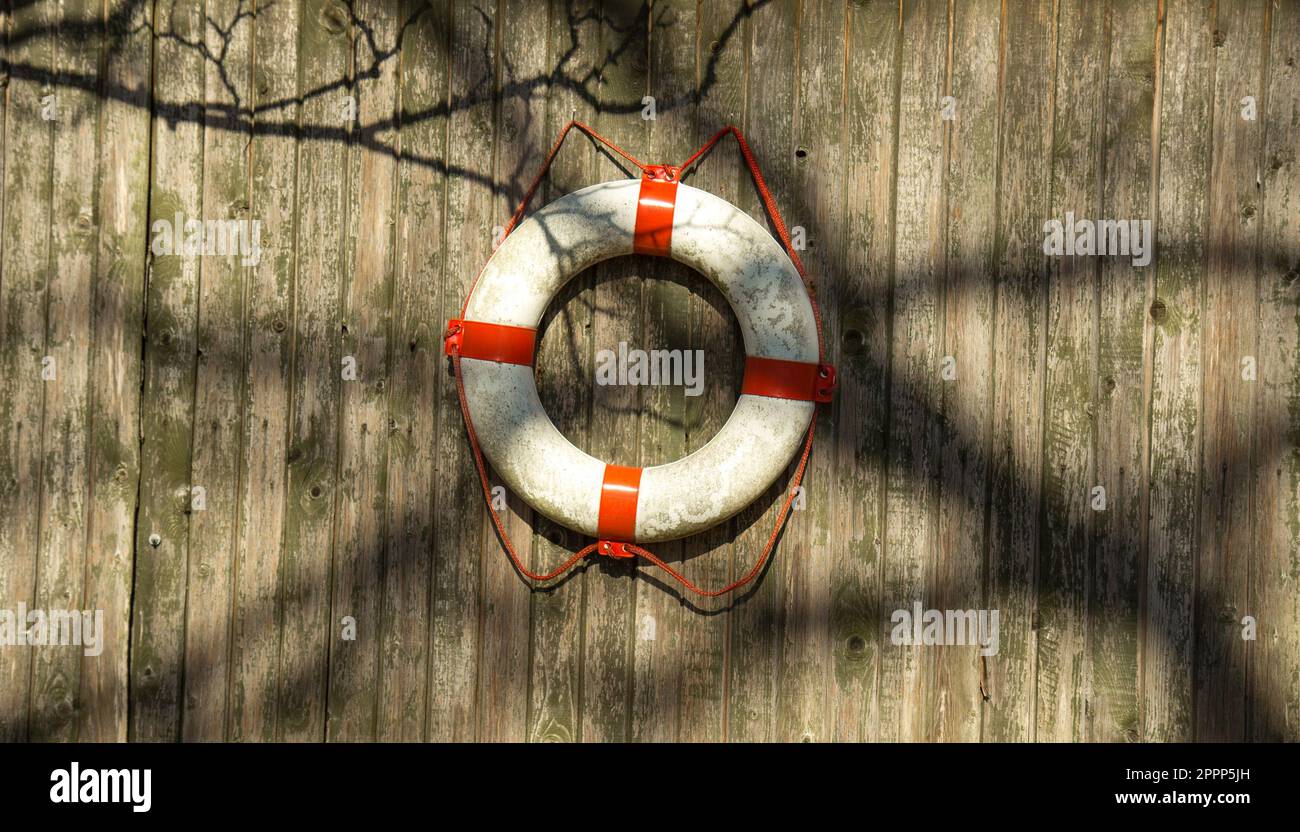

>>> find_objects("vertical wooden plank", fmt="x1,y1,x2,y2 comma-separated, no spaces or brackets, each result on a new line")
772,0,844,744
1251,0,1300,743
273,0,351,743
80,0,153,742
1196,0,1264,742
180,0,252,741
833,0,898,745
223,0,299,743
933,0,999,744
1088,0,1155,743
130,0,207,741
476,0,546,744
679,0,749,744
429,0,495,741
0,0,54,744
726,0,796,744
578,0,646,744
379,0,449,743
327,0,400,742
1036,0,1102,743
526,0,599,744
628,0,697,743
1143,0,1210,743
882,0,946,743
982,0,1054,743
28,0,102,741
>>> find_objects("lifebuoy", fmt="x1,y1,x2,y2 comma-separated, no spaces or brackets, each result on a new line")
446,170,834,545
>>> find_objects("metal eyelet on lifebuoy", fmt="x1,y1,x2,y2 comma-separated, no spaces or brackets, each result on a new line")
451,177,829,545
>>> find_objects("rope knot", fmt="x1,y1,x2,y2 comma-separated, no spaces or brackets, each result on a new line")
641,164,680,183
443,319,464,356
814,364,837,403
596,540,635,559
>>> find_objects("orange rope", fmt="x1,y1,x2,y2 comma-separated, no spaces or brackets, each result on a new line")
449,121,827,597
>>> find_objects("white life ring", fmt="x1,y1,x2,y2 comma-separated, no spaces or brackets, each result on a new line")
446,174,832,545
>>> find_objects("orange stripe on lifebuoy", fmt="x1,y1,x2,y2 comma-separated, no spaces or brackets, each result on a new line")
633,178,678,257
741,356,837,403
445,319,536,365
597,464,642,542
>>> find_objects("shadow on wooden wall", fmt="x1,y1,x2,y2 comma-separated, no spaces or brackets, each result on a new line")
0,0,1296,743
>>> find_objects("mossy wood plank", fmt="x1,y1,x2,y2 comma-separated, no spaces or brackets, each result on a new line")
725,0,797,745
835,0,900,744
981,0,1055,742
934,0,999,743
1195,0,1266,742
377,0,449,742
883,0,947,742
180,0,253,741
275,0,352,742
129,0,208,741
1036,0,1104,743
1088,0,1156,743
326,0,401,742
1250,0,1300,743
429,0,497,741
223,0,301,743
1143,0,1212,743
80,0,153,742
0,0,54,744
27,0,103,742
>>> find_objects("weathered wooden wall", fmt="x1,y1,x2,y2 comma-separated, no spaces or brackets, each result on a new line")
0,0,1297,742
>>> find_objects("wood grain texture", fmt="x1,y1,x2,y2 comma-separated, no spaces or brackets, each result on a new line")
725,0,798,745
378,0,448,743
274,0,351,743
326,0,400,742
776,0,843,744
1088,0,1155,743
1196,0,1265,742
885,0,946,743
982,0,1055,743
224,0,300,743
834,0,897,744
180,0,251,741
1143,0,1211,743
28,0,102,742
0,0,55,744
1037,0,1102,744
81,0,152,742
1251,0,1300,743
427,0,494,742
129,0,207,741
0,0,1295,744
934,0,999,744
